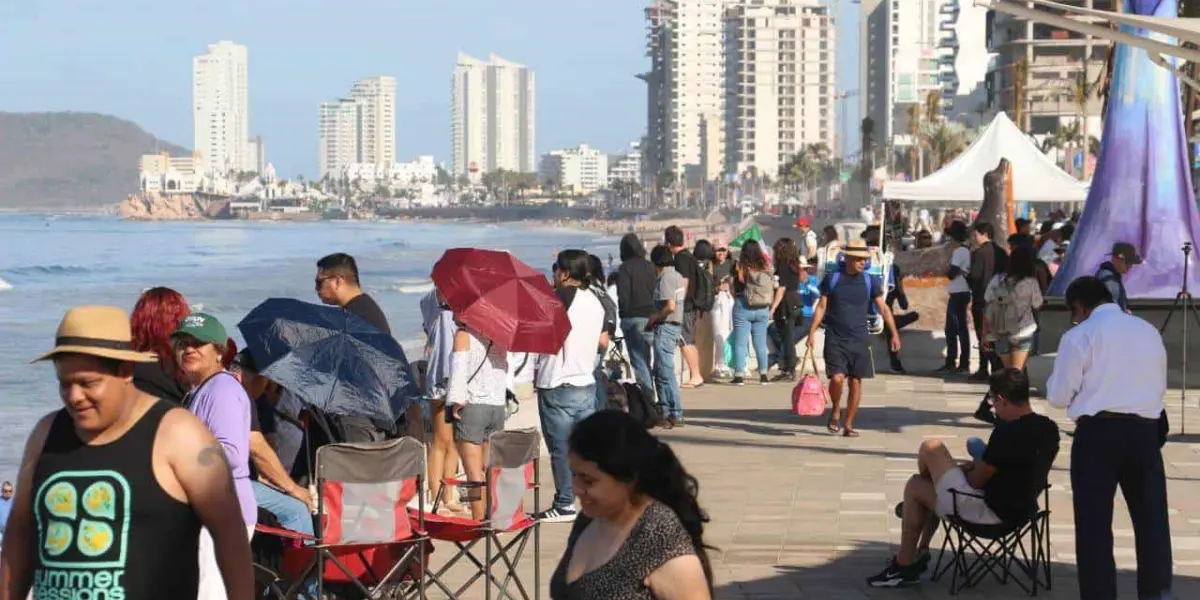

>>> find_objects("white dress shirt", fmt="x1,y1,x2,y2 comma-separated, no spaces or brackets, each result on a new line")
1046,304,1166,420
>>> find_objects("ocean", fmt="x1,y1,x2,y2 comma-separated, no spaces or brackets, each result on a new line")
0,213,612,482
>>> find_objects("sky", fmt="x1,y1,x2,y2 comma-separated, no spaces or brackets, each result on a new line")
0,0,860,178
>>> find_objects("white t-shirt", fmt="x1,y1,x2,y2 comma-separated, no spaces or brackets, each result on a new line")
947,246,972,294
1038,240,1059,263
535,288,606,389
802,229,819,259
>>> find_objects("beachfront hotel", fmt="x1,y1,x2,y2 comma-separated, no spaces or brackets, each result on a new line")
723,0,838,178
317,77,398,179
193,41,251,175
450,53,536,175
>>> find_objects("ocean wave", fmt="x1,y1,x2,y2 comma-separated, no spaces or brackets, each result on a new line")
0,277,11,291
395,281,435,295
4,264,105,277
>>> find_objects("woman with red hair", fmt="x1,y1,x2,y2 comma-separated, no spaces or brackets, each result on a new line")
131,286,193,403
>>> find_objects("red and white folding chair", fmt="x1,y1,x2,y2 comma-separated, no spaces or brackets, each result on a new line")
416,428,542,600
255,437,430,599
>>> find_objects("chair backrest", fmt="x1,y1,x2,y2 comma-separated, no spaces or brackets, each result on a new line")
486,428,540,530
316,436,425,544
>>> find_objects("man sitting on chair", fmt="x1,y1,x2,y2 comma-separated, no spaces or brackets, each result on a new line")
868,369,1060,588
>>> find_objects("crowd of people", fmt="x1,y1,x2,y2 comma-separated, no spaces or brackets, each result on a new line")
0,211,1176,600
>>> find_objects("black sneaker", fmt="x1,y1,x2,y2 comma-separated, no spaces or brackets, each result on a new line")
889,360,906,374
770,371,795,383
867,557,921,588
759,374,770,386
955,366,971,376
933,364,956,375
731,376,745,386
968,370,990,382
973,399,997,425
536,506,578,523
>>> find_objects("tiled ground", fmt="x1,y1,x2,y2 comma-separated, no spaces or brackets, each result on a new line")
418,373,1200,599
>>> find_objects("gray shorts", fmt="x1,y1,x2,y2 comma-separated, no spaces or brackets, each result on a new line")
679,310,698,345
453,404,506,445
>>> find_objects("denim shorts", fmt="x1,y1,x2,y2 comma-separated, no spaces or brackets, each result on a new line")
993,335,1034,355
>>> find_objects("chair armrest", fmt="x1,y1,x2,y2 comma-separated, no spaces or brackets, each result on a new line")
443,477,485,488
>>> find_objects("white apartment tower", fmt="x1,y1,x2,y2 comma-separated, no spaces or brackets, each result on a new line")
193,41,250,174
861,0,960,149
351,76,397,168
724,0,836,178
643,0,727,187
451,53,536,175
318,99,361,178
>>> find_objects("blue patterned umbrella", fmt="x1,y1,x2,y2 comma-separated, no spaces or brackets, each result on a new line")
237,298,420,423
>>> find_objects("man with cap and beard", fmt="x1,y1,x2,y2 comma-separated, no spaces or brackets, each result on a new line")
1096,241,1142,313
0,306,253,600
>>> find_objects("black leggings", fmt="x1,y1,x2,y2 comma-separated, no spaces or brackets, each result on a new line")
945,292,972,369
774,310,798,373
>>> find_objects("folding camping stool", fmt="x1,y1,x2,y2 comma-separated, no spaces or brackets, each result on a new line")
256,437,430,600
420,428,542,600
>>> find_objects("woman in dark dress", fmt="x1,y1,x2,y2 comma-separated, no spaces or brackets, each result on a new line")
550,411,712,600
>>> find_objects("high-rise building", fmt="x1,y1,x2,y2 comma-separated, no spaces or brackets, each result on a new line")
724,0,836,178
985,0,1110,137
351,76,397,169
193,41,250,174
860,1,963,149
539,144,610,193
451,53,536,175
642,0,726,187
318,99,361,178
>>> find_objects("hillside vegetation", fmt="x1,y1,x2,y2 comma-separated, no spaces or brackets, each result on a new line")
0,112,188,209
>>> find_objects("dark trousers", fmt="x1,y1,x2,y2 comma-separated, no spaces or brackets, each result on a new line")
970,296,994,373
774,310,799,373
945,292,972,369
1072,415,1173,600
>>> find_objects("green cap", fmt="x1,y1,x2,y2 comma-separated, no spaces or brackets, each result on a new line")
170,313,228,346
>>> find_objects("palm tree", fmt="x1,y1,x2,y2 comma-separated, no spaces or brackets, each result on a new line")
924,122,968,171
908,104,922,178
1013,57,1030,131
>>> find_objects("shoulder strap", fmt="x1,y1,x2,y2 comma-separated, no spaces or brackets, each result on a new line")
467,341,494,385
830,272,841,289
864,273,873,297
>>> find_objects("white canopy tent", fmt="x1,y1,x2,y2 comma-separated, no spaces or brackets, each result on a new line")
976,0,1200,92
882,112,1090,204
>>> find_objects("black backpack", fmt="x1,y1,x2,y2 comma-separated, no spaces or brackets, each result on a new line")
691,261,716,313
624,382,663,429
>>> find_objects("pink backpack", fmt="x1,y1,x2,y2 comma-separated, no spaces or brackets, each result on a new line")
791,349,828,417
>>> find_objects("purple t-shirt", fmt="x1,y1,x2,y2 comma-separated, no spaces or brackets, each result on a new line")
186,372,257,527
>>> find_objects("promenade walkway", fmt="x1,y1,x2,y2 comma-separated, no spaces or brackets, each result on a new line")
431,373,1200,599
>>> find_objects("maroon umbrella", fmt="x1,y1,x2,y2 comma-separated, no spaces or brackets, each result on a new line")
430,248,571,354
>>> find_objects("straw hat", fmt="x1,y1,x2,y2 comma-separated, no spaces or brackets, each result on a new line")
32,306,157,364
842,240,872,259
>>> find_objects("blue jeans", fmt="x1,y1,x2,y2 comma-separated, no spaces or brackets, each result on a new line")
537,385,596,508
653,322,683,420
620,317,656,403
732,298,771,376
252,481,314,537
967,437,986,462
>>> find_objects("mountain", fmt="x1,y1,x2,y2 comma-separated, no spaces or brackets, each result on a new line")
0,112,189,209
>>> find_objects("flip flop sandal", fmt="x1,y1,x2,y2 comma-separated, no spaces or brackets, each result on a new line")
826,419,841,434
681,382,705,389
843,429,861,438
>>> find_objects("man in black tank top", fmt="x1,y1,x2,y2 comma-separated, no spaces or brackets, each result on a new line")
0,306,254,600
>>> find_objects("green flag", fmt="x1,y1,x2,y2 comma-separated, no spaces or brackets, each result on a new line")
729,224,763,249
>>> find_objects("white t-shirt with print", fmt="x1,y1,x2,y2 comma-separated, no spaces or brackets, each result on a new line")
947,246,972,294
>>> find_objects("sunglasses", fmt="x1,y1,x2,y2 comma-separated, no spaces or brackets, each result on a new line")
314,275,338,289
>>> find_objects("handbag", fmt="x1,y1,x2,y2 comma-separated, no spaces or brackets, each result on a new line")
791,347,828,417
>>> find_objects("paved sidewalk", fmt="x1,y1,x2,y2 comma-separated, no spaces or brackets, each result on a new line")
426,372,1200,599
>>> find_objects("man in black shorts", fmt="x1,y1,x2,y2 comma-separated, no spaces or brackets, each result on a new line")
665,225,705,388
807,240,900,437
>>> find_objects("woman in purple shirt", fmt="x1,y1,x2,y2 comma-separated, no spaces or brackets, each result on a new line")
171,313,255,600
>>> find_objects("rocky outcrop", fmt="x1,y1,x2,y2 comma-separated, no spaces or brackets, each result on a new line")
119,192,225,220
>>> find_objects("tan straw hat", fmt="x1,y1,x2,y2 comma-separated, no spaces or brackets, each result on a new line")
842,240,872,259
32,306,158,364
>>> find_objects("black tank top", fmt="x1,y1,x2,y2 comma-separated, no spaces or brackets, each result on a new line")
31,400,201,600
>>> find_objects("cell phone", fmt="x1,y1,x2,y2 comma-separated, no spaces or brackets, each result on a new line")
445,403,460,422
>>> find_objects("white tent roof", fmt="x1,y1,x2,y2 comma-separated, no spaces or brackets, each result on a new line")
882,112,1090,204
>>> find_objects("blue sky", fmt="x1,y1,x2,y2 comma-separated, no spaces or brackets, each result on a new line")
0,0,859,177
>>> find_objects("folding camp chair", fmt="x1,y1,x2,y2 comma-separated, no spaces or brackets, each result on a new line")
254,437,430,600
932,484,1053,596
418,428,541,600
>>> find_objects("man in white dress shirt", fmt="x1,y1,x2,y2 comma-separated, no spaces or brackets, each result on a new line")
1047,276,1172,600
